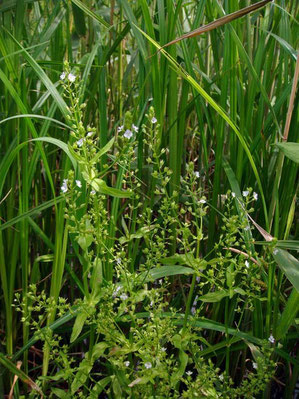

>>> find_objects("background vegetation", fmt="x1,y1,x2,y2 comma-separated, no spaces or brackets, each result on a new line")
0,0,298,397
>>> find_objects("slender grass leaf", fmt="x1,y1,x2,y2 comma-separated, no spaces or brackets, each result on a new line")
71,0,110,29
0,353,43,397
160,0,272,49
273,249,299,292
276,289,299,340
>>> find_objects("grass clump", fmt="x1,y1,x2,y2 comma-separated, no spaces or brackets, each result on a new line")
0,1,298,398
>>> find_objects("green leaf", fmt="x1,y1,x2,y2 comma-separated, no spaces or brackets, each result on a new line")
71,0,110,29
71,357,93,394
275,142,299,163
90,137,115,164
87,377,111,399
170,350,188,386
276,289,299,340
199,291,229,303
0,353,44,397
143,266,195,281
51,388,71,399
91,178,132,198
273,248,299,292
77,234,93,251
161,254,207,270
90,257,103,296
70,311,89,343
31,137,78,171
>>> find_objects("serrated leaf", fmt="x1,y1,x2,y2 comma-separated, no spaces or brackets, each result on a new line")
51,388,71,399
161,254,207,269
91,137,115,164
70,311,89,343
90,257,102,296
71,357,93,394
199,290,229,303
143,266,195,281
91,178,132,198
275,142,299,163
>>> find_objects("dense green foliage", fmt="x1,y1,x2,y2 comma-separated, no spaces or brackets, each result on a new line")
0,0,298,398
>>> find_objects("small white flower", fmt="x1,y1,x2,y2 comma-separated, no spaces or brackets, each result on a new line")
61,179,68,193
68,73,76,83
124,361,130,367
253,192,258,201
144,362,152,369
244,225,250,231
231,192,236,198
191,307,196,315
268,334,275,344
252,362,258,369
186,371,193,376
124,129,133,139
158,279,163,285
151,117,157,124
150,301,154,307
199,199,206,204
273,249,278,255
245,260,249,268
117,125,124,133
60,72,66,80
148,97,153,102
242,190,249,197
112,285,121,297
120,293,128,301
116,257,121,265
132,124,139,132
75,180,82,188
194,171,200,178
196,276,200,283
161,347,167,352
90,190,96,195
87,131,93,137
219,374,224,381
77,138,84,147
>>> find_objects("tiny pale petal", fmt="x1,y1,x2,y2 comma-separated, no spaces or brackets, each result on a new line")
132,124,139,132
245,260,249,268
60,72,66,80
75,180,82,188
231,192,236,198
117,125,124,133
145,362,152,369
194,171,200,178
124,129,133,139
68,73,76,83
268,334,275,344
77,138,84,147
242,190,249,197
253,362,258,369
120,293,128,301
253,192,258,201
151,117,157,124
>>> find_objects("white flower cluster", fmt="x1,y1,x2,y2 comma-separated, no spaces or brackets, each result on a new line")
60,72,76,83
